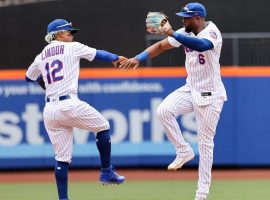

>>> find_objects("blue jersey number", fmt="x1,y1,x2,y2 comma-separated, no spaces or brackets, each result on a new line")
198,54,206,64
45,59,64,84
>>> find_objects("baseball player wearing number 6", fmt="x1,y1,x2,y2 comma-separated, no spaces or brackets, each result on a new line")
25,19,125,200
120,2,227,200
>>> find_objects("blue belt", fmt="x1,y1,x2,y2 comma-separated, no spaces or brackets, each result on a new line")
46,95,71,102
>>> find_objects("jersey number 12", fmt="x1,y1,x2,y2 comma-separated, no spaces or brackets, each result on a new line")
45,59,64,84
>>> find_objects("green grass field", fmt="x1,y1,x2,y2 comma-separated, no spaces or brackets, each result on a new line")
0,180,269,200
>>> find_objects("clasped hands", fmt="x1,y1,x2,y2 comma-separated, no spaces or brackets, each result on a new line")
113,56,140,71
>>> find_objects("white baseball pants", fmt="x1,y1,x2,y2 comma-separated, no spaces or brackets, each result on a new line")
43,95,109,163
156,89,224,199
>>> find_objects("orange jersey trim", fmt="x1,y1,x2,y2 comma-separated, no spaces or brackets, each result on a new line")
2,67,270,80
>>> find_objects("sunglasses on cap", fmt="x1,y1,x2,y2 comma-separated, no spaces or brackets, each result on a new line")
181,7,203,15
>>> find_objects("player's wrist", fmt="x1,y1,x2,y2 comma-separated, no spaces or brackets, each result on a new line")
112,55,119,62
166,29,174,36
135,51,149,62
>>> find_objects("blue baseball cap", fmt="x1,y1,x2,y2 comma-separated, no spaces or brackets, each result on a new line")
176,2,206,18
47,19,79,34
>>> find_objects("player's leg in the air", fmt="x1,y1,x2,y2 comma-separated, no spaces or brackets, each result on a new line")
156,90,195,170
63,99,125,184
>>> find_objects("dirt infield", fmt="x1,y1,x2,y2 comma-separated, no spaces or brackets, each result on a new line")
1,169,270,183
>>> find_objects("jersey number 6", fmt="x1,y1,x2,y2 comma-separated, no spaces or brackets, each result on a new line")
45,59,64,84
198,54,206,64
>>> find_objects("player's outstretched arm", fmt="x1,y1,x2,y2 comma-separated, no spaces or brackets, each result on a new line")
119,50,150,71
119,39,174,71
94,50,127,67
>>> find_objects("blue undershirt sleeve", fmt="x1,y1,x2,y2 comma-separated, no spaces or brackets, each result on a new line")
95,50,119,62
25,75,46,90
172,32,213,52
25,76,35,82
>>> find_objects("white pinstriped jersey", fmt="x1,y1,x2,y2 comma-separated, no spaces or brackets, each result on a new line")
26,41,109,163
158,21,226,200
26,41,96,99
168,21,227,105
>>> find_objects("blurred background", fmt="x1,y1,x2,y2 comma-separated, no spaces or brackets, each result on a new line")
0,0,270,170
1,0,270,68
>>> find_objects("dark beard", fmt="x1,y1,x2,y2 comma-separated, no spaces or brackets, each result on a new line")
185,26,192,33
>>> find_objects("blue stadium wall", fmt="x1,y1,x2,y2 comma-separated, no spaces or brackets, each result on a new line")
0,67,269,169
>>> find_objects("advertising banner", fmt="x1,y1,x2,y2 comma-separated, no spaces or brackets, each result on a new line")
0,67,270,168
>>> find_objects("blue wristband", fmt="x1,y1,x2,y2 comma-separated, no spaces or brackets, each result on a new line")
135,51,149,62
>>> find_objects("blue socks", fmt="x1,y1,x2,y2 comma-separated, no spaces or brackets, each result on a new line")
55,161,69,200
54,130,111,200
96,129,111,169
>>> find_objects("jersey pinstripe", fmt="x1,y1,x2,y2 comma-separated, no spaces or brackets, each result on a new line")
26,41,96,99
43,96,109,163
168,21,227,105
26,41,109,163
157,21,226,199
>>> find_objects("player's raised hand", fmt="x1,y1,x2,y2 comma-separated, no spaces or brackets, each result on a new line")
119,58,140,71
112,56,127,68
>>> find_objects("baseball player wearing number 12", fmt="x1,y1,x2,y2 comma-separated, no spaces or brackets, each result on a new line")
25,19,125,200
120,2,227,200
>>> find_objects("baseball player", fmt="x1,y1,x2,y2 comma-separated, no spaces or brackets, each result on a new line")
25,19,125,200
119,3,227,200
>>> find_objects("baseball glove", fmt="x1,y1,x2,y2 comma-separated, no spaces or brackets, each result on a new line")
146,12,172,35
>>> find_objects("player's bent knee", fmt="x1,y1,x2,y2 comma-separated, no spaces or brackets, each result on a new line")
156,104,171,120
96,121,110,133
55,155,72,164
